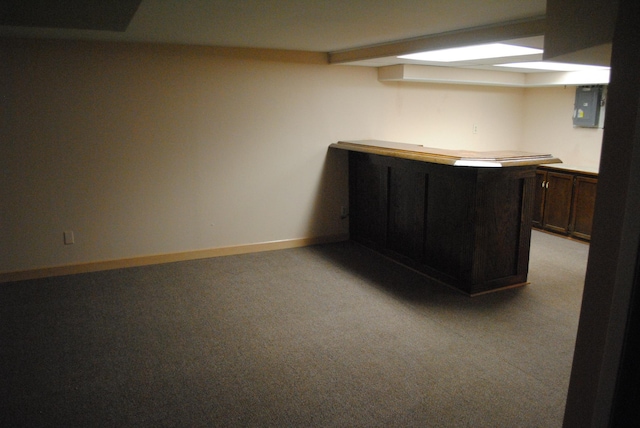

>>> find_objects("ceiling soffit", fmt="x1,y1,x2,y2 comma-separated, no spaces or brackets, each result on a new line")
329,16,546,64
0,0,142,32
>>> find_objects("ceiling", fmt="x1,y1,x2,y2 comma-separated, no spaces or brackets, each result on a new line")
0,0,612,83
1,0,550,65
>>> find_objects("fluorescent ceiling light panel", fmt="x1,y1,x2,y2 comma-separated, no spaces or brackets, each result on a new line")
398,43,543,62
495,61,610,71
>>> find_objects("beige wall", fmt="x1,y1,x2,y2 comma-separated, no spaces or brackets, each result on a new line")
521,86,604,171
0,38,546,274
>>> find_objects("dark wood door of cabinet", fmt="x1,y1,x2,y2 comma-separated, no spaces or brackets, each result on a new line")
533,170,547,228
543,171,574,234
571,176,597,240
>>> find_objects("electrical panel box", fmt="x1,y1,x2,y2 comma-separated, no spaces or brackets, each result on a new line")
573,85,604,128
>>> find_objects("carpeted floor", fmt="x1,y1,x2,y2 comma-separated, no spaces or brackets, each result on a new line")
1,230,588,427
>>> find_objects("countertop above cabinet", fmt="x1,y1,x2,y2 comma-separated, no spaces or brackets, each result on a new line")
330,140,562,167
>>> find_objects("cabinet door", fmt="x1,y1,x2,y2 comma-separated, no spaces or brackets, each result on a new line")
533,170,547,228
571,176,597,240
543,171,574,234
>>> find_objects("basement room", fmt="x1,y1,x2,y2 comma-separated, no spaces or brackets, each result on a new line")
2,0,639,426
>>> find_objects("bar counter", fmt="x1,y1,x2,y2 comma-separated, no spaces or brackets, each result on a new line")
330,140,561,295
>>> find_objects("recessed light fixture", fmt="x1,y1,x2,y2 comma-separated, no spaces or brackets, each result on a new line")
398,43,543,62
494,61,610,71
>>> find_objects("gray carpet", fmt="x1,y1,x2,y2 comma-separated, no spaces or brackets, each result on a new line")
1,230,588,427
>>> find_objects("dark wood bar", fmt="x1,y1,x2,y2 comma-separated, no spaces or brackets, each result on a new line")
330,140,561,295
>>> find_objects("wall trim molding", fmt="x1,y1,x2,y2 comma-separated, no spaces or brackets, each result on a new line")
0,38,330,65
0,234,349,284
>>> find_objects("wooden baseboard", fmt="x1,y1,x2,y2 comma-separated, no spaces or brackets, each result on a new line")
0,234,350,284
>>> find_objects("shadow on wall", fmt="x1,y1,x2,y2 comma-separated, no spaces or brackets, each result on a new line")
306,146,350,239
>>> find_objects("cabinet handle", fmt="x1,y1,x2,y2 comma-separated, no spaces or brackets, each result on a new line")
546,182,549,188
542,181,546,188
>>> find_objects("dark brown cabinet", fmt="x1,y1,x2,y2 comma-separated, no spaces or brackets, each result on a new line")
331,139,562,295
348,151,537,295
534,166,598,241
571,176,598,240
533,170,546,228
541,170,575,234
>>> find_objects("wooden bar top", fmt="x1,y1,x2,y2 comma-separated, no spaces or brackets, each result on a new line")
330,140,562,167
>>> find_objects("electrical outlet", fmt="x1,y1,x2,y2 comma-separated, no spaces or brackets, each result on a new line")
340,206,348,219
64,230,75,245
472,124,478,134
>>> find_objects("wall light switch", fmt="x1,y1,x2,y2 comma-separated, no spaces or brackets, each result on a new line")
64,231,75,245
